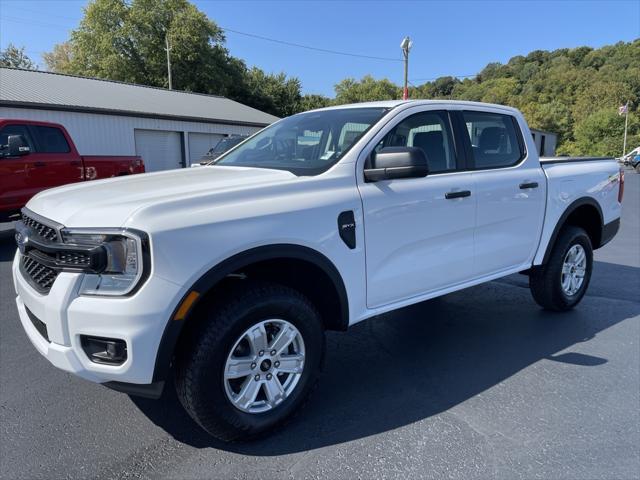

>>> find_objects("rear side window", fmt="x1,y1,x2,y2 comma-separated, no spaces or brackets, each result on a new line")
0,124,35,155
462,111,525,169
375,110,458,173
31,126,71,153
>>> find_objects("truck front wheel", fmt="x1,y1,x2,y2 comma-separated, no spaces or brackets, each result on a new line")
174,281,325,441
529,226,593,311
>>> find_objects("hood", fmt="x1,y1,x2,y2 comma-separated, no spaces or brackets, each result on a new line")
26,166,296,227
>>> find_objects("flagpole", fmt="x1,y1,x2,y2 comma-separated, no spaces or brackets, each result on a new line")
622,101,629,157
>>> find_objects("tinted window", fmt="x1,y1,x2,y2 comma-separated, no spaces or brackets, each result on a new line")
215,107,388,176
462,111,524,169
32,126,71,153
375,110,458,173
0,124,35,155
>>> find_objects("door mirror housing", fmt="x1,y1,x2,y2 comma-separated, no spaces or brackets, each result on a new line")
3,135,31,157
364,146,429,182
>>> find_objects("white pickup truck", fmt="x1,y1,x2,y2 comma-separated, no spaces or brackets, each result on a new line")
12,100,623,441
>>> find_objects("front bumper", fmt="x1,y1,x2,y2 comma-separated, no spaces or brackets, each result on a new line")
12,250,183,385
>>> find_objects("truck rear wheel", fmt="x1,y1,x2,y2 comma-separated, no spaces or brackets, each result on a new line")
174,281,324,441
529,226,593,311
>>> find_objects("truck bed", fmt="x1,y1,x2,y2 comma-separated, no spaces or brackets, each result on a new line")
540,156,613,164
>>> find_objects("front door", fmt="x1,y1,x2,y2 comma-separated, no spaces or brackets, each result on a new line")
0,124,39,212
358,109,476,308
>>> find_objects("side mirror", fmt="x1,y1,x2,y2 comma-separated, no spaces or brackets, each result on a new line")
4,135,31,157
364,146,429,182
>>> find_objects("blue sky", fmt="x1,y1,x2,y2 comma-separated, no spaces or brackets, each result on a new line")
1,0,638,96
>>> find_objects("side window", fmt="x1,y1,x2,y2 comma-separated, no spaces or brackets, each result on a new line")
31,126,71,153
376,110,458,173
462,111,524,169
0,124,35,155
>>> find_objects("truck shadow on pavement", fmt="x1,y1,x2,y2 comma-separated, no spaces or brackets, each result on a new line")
130,260,640,455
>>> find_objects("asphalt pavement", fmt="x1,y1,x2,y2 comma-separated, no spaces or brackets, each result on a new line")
0,170,638,480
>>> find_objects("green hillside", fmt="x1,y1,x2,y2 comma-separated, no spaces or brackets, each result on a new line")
406,40,640,156
334,40,640,157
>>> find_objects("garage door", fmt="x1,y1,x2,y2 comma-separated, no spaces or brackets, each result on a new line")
134,129,183,172
188,132,224,165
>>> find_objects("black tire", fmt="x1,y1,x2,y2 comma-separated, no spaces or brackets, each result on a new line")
174,281,324,441
529,226,593,311
635,163,640,174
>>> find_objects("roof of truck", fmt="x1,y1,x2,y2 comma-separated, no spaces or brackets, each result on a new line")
310,99,521,113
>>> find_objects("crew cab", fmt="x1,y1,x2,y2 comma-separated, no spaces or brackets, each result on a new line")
11,101,622,441
0,119,145,221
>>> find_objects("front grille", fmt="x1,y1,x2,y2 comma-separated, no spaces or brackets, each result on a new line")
21,255,59,292
21,212,59,242
57,251,91,267
25,307,49,342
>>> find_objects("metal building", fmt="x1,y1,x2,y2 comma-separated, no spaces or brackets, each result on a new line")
530,128,557,157
0,68,278,171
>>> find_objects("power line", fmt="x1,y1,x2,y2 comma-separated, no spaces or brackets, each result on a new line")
2,13,404,63
219,26,402,62
1,14,74,30
410,74,477,82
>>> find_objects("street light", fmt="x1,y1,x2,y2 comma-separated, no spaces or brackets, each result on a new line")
400,36,413,100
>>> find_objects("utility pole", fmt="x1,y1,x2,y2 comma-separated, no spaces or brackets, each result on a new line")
622,100,629,157
400,37,412,100
165,33,173,90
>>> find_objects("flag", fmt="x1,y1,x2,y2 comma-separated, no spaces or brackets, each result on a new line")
618,103,628,115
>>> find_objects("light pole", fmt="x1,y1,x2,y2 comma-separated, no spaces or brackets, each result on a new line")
400,36,412,100
621,100,629,157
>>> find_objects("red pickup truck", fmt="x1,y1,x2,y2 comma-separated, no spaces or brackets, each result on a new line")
0,119,145,221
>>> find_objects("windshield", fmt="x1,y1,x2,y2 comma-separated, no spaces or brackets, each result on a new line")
214,107,389,175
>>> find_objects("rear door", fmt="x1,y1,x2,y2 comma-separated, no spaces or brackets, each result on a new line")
358,107,476,308
28,125,83,189
457,108,546,276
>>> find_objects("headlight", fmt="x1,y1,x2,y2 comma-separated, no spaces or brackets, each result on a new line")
61,228,147,296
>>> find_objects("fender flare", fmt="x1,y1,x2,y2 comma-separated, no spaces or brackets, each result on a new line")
151,244,349,383
540,197,604,265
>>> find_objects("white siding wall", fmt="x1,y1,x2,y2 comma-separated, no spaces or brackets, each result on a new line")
530,129,558,157
0,107,261,157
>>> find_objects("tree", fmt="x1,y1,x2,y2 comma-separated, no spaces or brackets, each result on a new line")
569,108,639,157
241,68,302,117
42,0,303,117
334,75,400,103
0,44,36,69
42,42,73,72
48,0,235,94
299,94,331,112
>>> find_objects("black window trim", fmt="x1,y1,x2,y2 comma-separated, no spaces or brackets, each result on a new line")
457,109,528,172
365,109,464,175
26,125,71,154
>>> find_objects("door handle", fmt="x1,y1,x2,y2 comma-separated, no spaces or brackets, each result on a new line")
445,190,471,199
519,182,539,189
33,162,46,167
